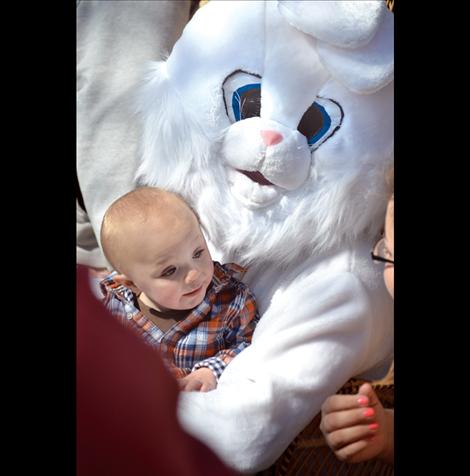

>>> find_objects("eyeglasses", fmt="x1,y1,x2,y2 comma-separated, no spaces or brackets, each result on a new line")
371,237,394,265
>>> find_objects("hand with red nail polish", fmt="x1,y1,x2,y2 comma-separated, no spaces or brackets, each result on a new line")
320,382,394,464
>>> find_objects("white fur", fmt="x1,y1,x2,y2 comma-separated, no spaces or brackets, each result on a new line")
278,0,386,49
136,1,394,472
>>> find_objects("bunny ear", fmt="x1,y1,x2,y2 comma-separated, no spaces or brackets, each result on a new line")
316,10,393,94
278,0,386,49
278,0,393,94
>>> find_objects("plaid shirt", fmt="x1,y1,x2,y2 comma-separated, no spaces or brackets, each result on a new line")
100,262,259,381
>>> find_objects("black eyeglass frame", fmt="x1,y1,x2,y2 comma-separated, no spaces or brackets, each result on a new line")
370,252,394,265
371,236,394,265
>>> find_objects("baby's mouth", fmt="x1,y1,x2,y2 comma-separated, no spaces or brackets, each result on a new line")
184,286,202,297
237,169,274,186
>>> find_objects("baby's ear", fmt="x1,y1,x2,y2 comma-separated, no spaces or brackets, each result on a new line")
113,274,140,294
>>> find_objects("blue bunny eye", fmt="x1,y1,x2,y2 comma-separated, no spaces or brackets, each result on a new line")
223,70,262,123
232,83,261,121
298,97,344,150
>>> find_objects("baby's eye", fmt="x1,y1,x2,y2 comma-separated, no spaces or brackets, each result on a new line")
193,249,204,259
161,266,176,277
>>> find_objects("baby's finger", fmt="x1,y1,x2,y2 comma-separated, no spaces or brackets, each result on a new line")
321,406,377,433
200,381,216,392
181,379,203,392
326,423,379,451
321,393,369,415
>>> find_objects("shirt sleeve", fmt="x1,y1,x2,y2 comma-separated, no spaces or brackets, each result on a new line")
100,275,135,321
101,285,124,319
192,286,260,380
192,357,227,381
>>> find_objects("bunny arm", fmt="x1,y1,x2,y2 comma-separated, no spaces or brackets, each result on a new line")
177,255,393,472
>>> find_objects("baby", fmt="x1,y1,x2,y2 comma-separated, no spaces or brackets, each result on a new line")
99,187,259,392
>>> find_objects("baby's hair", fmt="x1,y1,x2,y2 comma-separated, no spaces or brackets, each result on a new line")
100,186,199,271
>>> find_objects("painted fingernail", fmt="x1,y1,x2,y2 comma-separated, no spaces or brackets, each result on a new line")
363,407,375,418
369,423,379,431
357,396,369,406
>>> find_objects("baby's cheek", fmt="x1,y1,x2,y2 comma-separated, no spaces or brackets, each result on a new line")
154,284,179,307
207,259,215,280
165,286,181,302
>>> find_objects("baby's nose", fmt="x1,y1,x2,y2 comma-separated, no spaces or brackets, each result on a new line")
260,130,283,147
186,269,200,284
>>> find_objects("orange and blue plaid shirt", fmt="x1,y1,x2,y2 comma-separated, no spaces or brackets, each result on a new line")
100,262,259,381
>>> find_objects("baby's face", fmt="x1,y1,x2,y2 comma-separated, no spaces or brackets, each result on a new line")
124,212,214,311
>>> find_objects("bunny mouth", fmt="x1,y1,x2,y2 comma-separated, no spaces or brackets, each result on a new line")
228,168,282,209
237,169,274,186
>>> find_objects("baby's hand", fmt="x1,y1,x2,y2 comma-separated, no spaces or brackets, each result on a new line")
178,368,217,392
320,383,393,463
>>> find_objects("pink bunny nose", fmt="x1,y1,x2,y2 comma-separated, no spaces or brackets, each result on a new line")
260,130,283,146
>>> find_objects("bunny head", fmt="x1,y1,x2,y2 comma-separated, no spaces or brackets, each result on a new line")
137,0,394,265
